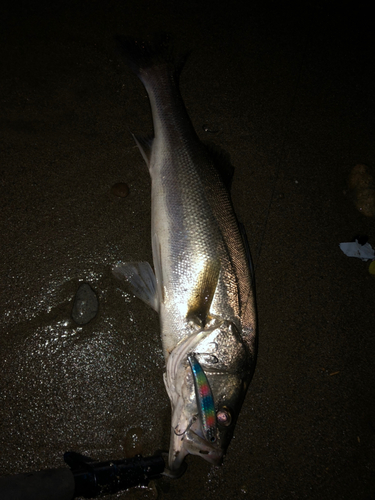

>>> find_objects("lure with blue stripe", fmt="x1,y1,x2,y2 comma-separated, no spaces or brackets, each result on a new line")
188,354,217,443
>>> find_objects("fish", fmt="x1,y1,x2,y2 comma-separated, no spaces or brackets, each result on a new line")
113,35,257,474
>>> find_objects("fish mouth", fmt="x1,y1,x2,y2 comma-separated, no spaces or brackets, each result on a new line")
184,428,223,463
168,422,223,472
164,321,235,472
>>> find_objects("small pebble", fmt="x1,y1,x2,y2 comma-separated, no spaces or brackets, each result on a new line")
111,182,130,198
71,283,99,325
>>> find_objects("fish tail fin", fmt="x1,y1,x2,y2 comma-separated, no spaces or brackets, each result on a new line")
115,34,188,86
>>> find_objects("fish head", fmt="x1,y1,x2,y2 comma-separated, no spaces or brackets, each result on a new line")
164,320,254,473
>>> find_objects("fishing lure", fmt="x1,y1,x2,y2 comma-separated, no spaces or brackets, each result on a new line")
188,354,217,443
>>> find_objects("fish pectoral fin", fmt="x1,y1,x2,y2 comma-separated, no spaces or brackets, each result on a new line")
133,133,153,167
112,261,159,311
187,259,221,328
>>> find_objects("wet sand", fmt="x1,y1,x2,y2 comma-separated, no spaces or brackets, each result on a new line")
1,1,374,499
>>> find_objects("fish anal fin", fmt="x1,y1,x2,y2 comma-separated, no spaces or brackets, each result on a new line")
112,261,159,311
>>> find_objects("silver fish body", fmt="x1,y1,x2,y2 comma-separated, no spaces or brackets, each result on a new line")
114,36,257,473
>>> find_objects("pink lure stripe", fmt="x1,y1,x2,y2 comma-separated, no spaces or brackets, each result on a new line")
199,385,210,397
205,415,216,427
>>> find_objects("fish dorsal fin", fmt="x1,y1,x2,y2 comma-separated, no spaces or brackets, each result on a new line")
187,259,220,328
133,133,154,167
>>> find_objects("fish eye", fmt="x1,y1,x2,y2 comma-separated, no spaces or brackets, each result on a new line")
216,407,232,427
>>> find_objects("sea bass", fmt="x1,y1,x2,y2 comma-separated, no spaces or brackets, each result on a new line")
114,36,257,473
